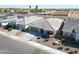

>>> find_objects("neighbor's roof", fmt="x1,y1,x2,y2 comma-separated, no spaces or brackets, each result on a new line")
0,13,14,19
25,16,43,25
0,17,16,23
28,19,55,31
27,17,64,31
46,18,64,31
0,15,24,23
62,19,79,32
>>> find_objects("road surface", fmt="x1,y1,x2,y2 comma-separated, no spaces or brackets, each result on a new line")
0,34,49,54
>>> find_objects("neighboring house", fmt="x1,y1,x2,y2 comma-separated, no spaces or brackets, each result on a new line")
0,14,64,37
0,14,25,30
25,17,64,36
62,19,79,40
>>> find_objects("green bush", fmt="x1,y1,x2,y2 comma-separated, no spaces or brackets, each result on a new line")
68,51,74,54
73,51,78,54
63,35,70,40
63,33,74,40
74,40,79,45
57,46,63,50
4,24,13,31
7,27,13,31
21,29,25,32
64,48,70,51
68,50,78,54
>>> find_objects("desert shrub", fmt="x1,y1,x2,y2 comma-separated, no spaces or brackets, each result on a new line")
57,46,63,50
68,51,74,54
21,29,26,32
68,50,78,54
4,24,13,29
44,40,48,42
37,36,41,39
52,42,57,45
73,51,78,54
7,27,13,31
64,48,70,51
63,35,71,40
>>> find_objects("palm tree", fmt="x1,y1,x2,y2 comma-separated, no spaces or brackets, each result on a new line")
29,5,31,9
35,5,38,14
29,5,31,13
35,5,38,10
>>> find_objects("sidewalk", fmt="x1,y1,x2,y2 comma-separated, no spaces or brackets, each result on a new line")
0,31,67,54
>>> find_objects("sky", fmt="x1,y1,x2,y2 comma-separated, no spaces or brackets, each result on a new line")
0,5,79,9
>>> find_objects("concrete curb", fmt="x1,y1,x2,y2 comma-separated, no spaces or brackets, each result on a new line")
0,31,67,54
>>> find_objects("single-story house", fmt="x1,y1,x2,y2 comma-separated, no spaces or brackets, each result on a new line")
62,18,79,40
0,14,64,37
0,14,25,30
24,16,64,36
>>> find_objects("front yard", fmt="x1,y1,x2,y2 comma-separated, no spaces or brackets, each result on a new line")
34,35,79,54
58,34,79,54
0,23,79,54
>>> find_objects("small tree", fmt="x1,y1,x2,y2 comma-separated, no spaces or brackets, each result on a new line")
4,9,8,13
0,9,2,14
